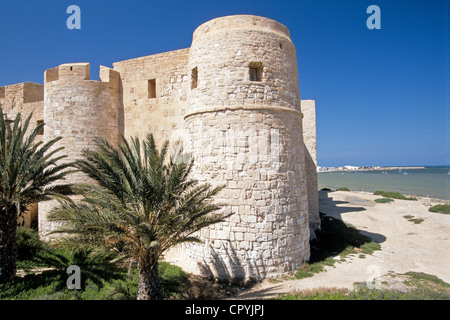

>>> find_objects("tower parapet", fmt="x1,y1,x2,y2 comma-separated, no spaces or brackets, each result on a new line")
186,15,301,117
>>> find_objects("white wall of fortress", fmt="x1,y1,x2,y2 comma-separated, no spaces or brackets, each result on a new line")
0,15,319,282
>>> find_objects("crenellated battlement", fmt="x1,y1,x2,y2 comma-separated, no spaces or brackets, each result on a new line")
44,63,89,83
44,63,120,88
0,82,43,104
99,65,121,85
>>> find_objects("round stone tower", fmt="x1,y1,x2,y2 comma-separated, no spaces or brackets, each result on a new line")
38,63,121,239
182,15,310,282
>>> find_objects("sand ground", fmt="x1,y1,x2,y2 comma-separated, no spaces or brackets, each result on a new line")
236,190,450,299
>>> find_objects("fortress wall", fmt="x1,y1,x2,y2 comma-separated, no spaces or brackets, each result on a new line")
0,82,44,229
0,14,319,282
180,15,310,282
301,100,320,231
39,63,120,238
113,48,190,147
0,82,44,141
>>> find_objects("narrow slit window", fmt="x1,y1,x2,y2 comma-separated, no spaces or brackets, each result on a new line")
249,62,263,82
148,79,156,98
191,67,198,90
37,120,44,135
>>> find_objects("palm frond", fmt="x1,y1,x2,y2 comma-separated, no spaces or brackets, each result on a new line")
0,107,73,212
48,132,227,274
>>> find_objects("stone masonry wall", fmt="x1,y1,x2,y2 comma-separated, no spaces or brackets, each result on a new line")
112,49,190,148
183,109,310,281
302,100,320,231
38,63,120,239
0,82,44,228
0,82,44,142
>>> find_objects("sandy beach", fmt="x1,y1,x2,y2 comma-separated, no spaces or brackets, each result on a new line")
237,190,450,299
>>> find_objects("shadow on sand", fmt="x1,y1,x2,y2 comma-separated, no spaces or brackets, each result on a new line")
311,190,386,263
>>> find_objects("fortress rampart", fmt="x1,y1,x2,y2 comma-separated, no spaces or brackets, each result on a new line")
0,82,44,139
0,15,319,282
0,82,44,229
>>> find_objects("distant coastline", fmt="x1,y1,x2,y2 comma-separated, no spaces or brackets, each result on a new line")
317,165,450,201
318,166,426,173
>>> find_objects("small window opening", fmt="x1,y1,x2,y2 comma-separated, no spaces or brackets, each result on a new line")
37,120,44,135
191,67,198,90
249,62,263,82
148,79,156,98
70,67,73,71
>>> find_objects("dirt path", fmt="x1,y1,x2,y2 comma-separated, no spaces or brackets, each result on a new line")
236,191,450,299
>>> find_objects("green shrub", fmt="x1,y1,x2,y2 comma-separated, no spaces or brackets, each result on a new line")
374,198,394,204
90,262,190,300
278,287,350,300
78,270,138,300
429,204,450,214
373,190,417,201
16,227,70,270
403,215,425,224
159,262,190,298
337,187,350,191
10,228,196,300
294,263,325,279
0,270,70,300
278,273,450,300
16,227,45,261
2,257,190,300
360,242,382,254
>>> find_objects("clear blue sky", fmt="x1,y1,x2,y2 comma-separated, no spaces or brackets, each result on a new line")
0,0,448,167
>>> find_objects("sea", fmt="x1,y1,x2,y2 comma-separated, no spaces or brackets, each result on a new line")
318,166,450,201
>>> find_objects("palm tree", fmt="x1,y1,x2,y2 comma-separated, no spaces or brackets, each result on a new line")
0,107,73,284
48,134,228,300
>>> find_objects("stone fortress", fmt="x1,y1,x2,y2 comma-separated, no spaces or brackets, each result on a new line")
0,15,319,282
